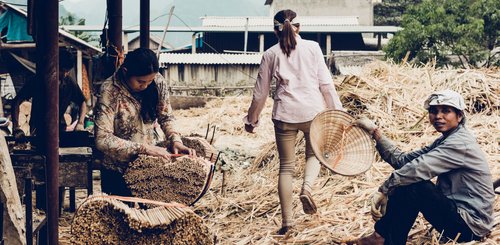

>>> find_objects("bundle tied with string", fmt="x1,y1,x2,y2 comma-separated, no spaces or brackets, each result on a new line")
71,194,214,244
310,110,375,176
124,154,214,206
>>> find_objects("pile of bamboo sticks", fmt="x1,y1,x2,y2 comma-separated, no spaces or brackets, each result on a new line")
71,194,214,244
181,136,218,162
174,61,498,244
124,155,212,206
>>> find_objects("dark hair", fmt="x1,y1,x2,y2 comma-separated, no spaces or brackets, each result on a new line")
120,48,160,123
274,9,298,57
453,108,466,125
59,48,75,72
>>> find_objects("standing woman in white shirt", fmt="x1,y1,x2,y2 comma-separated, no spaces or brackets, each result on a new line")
244,9,343,235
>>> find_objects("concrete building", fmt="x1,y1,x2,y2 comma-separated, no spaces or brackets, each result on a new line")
265,0,374,26
126,35,174,53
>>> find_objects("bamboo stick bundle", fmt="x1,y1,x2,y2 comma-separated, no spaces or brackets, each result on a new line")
71,194,214,244
181,136,218,162
124,155,213,206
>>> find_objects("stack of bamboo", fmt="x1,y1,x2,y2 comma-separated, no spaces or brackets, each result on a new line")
182,136,218,162
124,155,212,206
71,194,214,244
177,61,499,244
17,101,31,135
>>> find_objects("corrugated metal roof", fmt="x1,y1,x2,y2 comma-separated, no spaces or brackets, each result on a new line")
159,53,262,66
201,16,359,27
5,3,101,54
63,25,402,34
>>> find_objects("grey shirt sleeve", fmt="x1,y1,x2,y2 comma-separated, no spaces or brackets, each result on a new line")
378,138,466,194
376,135,434,170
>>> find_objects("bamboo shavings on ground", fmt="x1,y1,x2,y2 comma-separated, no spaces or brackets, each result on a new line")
174,61,499,244
124,155,212,206
71,194,214,244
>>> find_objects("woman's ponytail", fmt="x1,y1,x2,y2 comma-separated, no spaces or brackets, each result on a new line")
274,10,298,57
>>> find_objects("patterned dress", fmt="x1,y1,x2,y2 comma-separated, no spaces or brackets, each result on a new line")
94,73,181,174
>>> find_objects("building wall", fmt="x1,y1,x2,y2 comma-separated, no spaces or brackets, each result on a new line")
162,64,259,87
269,0,373,26
127,39,162,52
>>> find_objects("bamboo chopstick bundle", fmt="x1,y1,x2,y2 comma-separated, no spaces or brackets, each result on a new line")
181,136,218,162
124,155,213,206
71,194,214,244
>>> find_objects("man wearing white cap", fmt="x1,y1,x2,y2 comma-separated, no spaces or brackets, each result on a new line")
352,90,494,244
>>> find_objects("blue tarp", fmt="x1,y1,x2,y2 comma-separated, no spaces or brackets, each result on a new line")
0,9,33,43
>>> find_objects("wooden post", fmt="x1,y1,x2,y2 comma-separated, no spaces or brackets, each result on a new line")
191,33,196,54
244,17,249,54
326,34,331,56
123,33,129,53
139,0,150,49
36,0,60,243
0,132,25,244
259,34,264,53
377,33,382,50
76,50,83,88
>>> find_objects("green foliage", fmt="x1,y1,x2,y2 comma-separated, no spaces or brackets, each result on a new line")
385,0,499,68
59,13,95,43
374,0,423,26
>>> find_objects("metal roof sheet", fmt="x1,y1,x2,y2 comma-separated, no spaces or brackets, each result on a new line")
63,25,401,34
4,3,101,54
159,53,263,66
201,16,359,27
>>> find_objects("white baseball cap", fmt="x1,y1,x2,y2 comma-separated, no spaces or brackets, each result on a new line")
424,89,465,111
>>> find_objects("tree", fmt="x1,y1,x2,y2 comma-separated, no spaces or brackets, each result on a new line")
374,0,423,26
59,13,95,44
385,0,499,68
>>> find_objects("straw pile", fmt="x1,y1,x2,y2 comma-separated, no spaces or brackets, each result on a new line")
124,155,212,206
71,194,214,244
174,61,499,244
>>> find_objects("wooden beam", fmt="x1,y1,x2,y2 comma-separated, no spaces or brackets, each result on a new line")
259,34,264,53
76,50,83,88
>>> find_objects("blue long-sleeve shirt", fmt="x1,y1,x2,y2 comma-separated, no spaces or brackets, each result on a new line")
376,125,494,237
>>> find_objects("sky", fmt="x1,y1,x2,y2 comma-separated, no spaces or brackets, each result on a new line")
60,0,270,47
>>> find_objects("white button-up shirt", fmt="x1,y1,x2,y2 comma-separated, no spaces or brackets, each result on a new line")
246,35,343,125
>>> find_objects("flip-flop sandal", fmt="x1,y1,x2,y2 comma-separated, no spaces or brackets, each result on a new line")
299,192,317,214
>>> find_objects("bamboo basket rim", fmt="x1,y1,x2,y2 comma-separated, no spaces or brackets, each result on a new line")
310,109,375,176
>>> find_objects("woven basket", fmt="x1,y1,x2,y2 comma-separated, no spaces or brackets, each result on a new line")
310,110,375,176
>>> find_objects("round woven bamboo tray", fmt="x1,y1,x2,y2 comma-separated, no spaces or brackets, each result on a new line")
310,110,375,176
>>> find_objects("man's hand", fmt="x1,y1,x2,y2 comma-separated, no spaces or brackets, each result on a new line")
371,191,388,221
355,117,378,135
244,124,255,133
